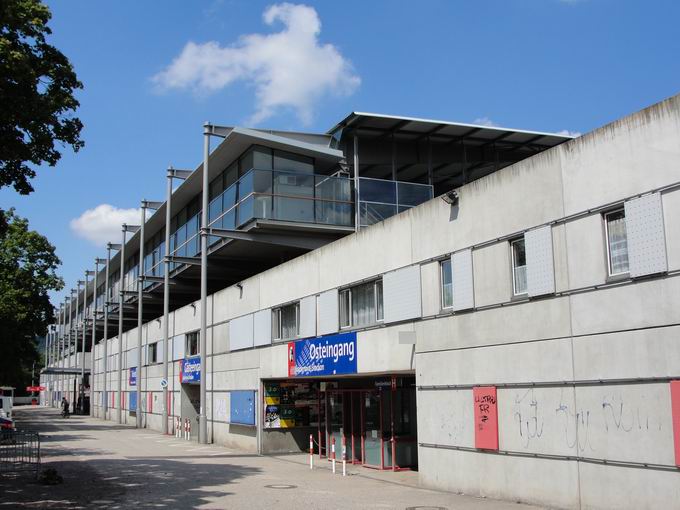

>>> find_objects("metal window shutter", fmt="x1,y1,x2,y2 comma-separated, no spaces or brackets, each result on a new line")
127,349,138,368
299,296,316,338
384,265,422,323
452,249,474,311
525,225,555,297
625,193,668,277
156,340,164,364
229,314,254,351
253,309,272,347
172,334,185,360
317,289,339,335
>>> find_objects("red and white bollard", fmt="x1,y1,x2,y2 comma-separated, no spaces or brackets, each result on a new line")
331,437,336,474
342,436,347,477
187,418,192,441
309,434,314,470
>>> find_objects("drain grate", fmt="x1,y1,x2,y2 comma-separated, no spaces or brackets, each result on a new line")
264,484,297,490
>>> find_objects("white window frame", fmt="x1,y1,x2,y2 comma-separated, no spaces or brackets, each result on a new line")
272,301,300,341
339,278,384,329
604,208,629,277
511,238,528,296
185,331,199,357
440,258,453,309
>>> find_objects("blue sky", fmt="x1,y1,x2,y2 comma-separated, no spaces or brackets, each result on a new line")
2,0,679,305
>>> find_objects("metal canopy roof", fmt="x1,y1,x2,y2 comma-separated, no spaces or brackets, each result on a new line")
329,111,574,149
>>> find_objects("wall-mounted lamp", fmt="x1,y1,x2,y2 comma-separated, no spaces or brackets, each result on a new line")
190,303,196,315
236,283,243,299
440,189,459,206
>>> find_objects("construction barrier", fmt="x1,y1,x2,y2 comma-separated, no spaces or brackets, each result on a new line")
0,430,41,478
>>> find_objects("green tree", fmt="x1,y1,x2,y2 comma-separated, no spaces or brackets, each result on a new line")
0,0,84,195
0,209,63,390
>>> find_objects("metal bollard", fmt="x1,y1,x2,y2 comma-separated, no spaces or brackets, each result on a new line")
331,437,336,474
187,418,191,441
309,434,314,470
342,436,347,477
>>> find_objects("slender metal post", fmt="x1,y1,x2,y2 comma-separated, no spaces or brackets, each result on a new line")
136,205,146,428
69,290,74,406
79,278,86,408
117,227,127,424
163,171,173,434
89,267,98,417
353,135,360,231
103,247,115,420
162,168,190,435
199,124,210,444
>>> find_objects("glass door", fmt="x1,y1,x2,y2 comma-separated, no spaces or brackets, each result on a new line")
363,391,382,468
328,391,344,460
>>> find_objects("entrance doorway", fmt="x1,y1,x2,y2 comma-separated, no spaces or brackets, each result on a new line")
323,377,417,470
181,383,200,441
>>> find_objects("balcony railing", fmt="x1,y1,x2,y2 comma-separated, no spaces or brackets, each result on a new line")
358,177,433,227
208,168,354,235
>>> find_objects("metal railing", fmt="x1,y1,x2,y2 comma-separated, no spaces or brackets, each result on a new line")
358,177,433,227
0,430,41,478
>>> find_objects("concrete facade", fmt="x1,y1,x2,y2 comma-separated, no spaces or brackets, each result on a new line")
43,95,680,509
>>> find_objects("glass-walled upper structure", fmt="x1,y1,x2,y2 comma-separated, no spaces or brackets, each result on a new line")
64,117,572,344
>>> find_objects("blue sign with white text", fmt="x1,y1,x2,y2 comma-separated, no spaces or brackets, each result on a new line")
181,356,201,384
288,332,357,377
129,367,137,386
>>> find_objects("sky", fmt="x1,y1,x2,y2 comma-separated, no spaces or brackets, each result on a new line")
2,0,679,305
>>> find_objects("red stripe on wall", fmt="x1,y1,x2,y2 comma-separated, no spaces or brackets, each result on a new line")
671,380,680,466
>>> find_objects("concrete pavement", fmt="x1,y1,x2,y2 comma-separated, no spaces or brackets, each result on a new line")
1,406,548,509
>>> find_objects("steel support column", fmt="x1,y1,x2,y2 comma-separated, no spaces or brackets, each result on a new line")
199,124,210,444
163,167,191,435
89,266,98,417
103,246,117,420
136,206,146,428
353,135,360,231
117,229,127,424
79,278,86,407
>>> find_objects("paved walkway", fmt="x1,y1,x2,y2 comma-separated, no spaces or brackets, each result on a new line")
1,407,546,509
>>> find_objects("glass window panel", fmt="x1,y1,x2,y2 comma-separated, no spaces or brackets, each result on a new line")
339,290,350,328
252,196,272,220
360,202,397,227
239,171,254,200
315,175,351,202
222,209,236,230
238,196,254,226
375,280,384,321
280,303,298,339
223,183,237,209
224,162,238,188
208,195,222,224
273,150,314,174
397,182,433,207
209,175,224,201
359,178,397,204
252,169,273,194
274,172,314,197
441,259,453,308
512,239,527,295
351,281,376,327
606,210,629,275
315,202,353,227
273,197,314,223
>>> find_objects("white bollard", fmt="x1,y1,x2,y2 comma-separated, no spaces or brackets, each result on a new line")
342,436,347,477
309,434,314,470
187,418,191,441
331,437,336,474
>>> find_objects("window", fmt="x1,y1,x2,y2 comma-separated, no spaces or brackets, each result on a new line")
272,302,299,340
440,259,453,309
186,331,199,357
511,238,527,295
605,209,629,276
148,342,158,364
339,279,384,328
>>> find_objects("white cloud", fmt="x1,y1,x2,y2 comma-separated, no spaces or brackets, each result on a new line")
70,204,142,247
472,117,499,127
152,3,360,125
556,129,582,137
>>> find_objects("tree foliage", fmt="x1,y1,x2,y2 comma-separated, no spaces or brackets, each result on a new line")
0,0,84,195
0,209,63,389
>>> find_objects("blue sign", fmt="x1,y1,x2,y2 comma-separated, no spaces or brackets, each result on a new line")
129,390,137,411
288,332,357,377
129,367,137,386
181,356,201,384
230,390,256,426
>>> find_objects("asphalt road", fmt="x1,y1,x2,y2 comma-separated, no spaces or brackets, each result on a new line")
0,406,546,509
